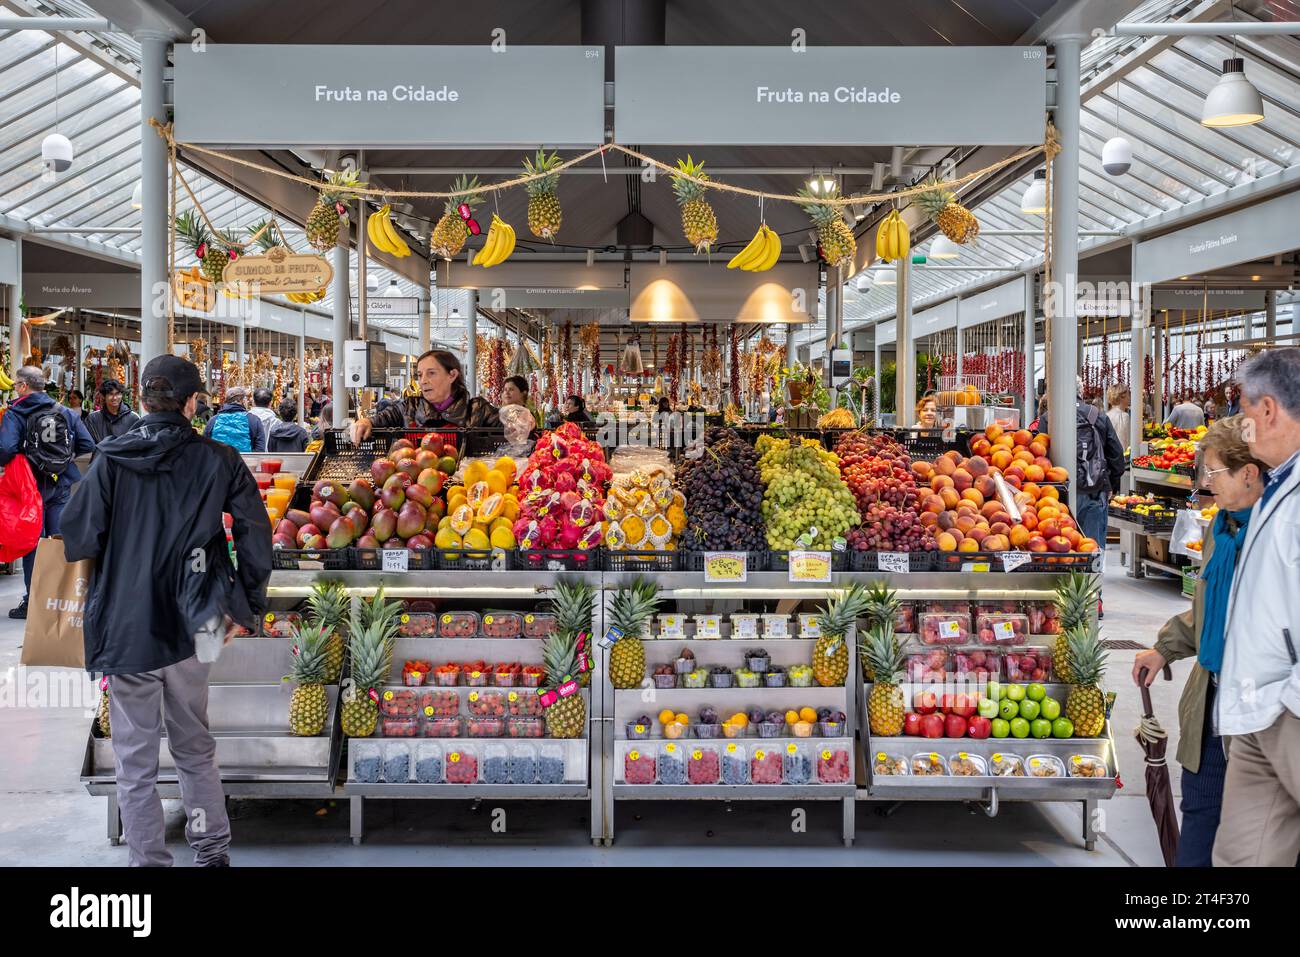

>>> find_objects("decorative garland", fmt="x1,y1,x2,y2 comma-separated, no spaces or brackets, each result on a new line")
562,320,575,399
728,324,741,409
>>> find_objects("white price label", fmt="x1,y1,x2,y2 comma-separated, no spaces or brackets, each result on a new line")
939,620,962,640
994,620,1015,641
878,551,910,574
1000,550,1032,572
788,550,832,583
381,549,409,573
703,551,747,583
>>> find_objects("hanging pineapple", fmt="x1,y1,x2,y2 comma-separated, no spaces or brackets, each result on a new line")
523,148,563,239
916,177,980,245
798,184,856,270
305,167,361,250
176,209,235,284
431,175,483,260
670,155,718,254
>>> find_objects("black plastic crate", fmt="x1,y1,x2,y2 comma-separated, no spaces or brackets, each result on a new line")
767,550,849,572
1107,505,1178,530
933,549,1101,573
848,549,937,572
271,547,350,571
303,429,464,485
433,548,512,572
603,549,681,573
350,546,437,571
514,547,602,571
681,550,768,572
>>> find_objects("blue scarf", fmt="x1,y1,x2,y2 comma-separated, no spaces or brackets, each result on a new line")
1198,508,1252,674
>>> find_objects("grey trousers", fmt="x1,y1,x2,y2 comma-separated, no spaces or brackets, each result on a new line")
108,655,231,867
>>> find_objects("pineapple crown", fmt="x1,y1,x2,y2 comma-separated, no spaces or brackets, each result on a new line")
1065,621,1108,687
286,620,331,685
523,148,562,197
346,615,396,696
541,629,582,690
248,218,288,253
319,167,362,207
916,177,956,218
351,585,402,642
817,581,871,639
858,621,904,684
550,577,595,633
307,579,350,628
1054,573,1101,631
443,174,484,216
175,209,208,251
796,184,844,226
609,577,659,639
862,580,900,629
670,155,711,206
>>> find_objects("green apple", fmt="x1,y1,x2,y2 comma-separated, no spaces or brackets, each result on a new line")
1027,682,1046,702
1030,718,1052,738
1005,683,1026,702
1019,698,1041,721
977,697,999,719
1010,717,1030,738
990,718,1010,738
1040,697,1061,721
986,680,1004,701
999,698,1020,721
1051,717,1074,738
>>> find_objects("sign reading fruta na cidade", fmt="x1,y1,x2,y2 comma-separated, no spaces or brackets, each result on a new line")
222,247,333,295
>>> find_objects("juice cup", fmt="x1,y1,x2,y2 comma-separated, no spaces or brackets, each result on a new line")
255,474,273,490
266,506,282,524
273,473,297,491
266,488,292,514
260,459,283,474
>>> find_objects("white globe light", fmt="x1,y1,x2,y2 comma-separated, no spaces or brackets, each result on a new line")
855,271,873,293
1020,169,1047,215
41,133,73,174
930,235,961,260
1102,136,1132,176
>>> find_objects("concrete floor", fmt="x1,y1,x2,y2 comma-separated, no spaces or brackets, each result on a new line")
0,546,1193,866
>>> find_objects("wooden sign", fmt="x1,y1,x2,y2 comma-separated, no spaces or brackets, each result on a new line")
172,268,215,312
221,246,333,294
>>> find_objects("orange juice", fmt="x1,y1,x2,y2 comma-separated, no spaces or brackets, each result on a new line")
273,472,297,492
266,506,283,524
266,488,292,514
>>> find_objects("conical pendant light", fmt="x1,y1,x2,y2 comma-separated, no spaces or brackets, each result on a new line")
1201,58,1264,128
620,334,645,375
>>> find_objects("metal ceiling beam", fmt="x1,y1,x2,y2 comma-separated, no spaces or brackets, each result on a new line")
1112,19,1300,35
1,0,138,84
370,166,882,177
1081,0,1231,100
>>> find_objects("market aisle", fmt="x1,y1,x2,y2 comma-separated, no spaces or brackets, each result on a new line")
0,548,1194,867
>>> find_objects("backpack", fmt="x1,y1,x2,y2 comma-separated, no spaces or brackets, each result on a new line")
210,411,252,452
21,405,74,484
1076,404,1107,492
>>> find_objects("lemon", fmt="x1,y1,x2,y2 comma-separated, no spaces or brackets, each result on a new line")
489,526,516,550
494,456,517,479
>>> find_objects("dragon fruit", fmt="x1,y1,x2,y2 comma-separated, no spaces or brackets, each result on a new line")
556,522,582,549
538,515,560,544
553,471,577,494
578,524,603,550
514,424,612,550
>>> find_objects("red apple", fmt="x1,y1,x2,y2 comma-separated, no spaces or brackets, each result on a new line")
913,690,938,715
944,713,968,738
920,714,946,738
903,713,924,737
952,693,979,718
967,716,992,739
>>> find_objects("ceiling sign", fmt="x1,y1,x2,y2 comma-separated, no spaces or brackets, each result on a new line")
221,248,333,294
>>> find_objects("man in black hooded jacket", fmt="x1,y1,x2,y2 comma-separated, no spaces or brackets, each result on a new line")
83,378,139,443
62,355,272,867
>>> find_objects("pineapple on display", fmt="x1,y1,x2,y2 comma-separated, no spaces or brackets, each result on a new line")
860,622,905,736
306,580,349,683
542,630,587,739
671,155,719,253
430,174,483,260
306,167,361,250
286,621,331,736
862,581,900,632
1064,621,1109,738
1053,574,1101,684
811,582,870,687
175,209,233,284
607,577,659,690
523,148,563,239
798,184,856,270
340,603,397,738
916,177,979,245
551,578,596,687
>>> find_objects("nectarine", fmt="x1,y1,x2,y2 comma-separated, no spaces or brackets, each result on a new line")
1013,429,1033,447
937,532,958,552
961,488,984,508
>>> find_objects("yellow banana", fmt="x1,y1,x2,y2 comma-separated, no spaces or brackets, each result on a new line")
366,207,394,255
876,211,895,261
892,212,910,260
473,216,504,266
485,221,515,267
727,224,768,269
378,205,410,257
747,225,781,271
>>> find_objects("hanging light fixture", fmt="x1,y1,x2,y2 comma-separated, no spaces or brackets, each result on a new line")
875,266,897,286
381,278,403,297
807,170,836,194
41,45,72,183
619,334,645,375
855,271,873,293
1102,81,1132,176
1020,169,1047,215
930,236,961,260
1201,58,1265,128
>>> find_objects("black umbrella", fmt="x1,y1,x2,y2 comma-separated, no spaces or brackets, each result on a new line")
1135,665,1179,867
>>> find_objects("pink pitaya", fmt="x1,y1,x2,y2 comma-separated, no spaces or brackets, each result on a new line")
559,490,581,512
553,471,577,494
512,517,534,541
569,498,595,528
578,524,603,550
557,521,582,549
538,516,559,545
517,520,543,550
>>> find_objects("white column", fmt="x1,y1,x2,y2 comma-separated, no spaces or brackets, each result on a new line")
465,290,478,396
873,336,882,420
1153,323,1165,422
418,285,431,353
8,236,20,375
297,307,307,423
896,256,914,425
1023,271,1036,422
332,243,349,427
137,32,170,365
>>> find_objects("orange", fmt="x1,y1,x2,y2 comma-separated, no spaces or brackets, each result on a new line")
784,710,800,725
658,709,675,726
799,707,817,723
674,712,689,727
732,712,749,727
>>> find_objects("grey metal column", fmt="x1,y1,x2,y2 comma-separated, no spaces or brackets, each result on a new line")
236,306,246,377
1049,34,1082,514
418,285,431,353
1153,323,1164,422
1265,290,1277,340
873,336,882,421
896,256,914,425
137,32,169,364
332,243,349,427
824,275,839,389
297,307,307,423
1024,270,1036,422
8,237,20,376
465,290,478,396
955,312,964,382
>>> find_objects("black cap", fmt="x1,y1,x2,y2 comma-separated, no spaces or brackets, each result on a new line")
97,378,124,396
140,355,204,403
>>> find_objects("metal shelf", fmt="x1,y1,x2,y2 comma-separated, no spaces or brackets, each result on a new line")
1132,467,1194,491
614,784,854,799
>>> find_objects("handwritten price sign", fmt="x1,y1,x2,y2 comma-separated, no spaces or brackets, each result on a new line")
788,551,832,583
703,552,747,583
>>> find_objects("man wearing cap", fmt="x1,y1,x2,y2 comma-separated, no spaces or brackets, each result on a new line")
202,385,267,452
62,355,273,867
84,379,140,444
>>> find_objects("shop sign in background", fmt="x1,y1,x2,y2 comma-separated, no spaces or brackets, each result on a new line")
174,45,606,147
615,46,1046,145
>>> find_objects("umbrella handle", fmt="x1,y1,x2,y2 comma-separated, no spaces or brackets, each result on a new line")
1136,666,1173,718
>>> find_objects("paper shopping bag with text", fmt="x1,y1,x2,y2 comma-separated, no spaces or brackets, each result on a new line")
20,537,92,669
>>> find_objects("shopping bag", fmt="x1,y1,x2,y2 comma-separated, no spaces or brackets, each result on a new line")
1169,508,1203,558
20,536,92,669
0,454,43,562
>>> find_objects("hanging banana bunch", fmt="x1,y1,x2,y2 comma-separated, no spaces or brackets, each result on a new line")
875,209,910,262
726,223,782,272
366,204,411,258
471,215,516,268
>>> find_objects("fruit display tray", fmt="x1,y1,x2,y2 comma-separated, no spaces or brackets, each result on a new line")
933,550,1100,573
1107,505,1179,530
305,428,466,485
848,550,936,572
270,547,351,571
351,546,437,571
603,549,682,573
514,547,603,571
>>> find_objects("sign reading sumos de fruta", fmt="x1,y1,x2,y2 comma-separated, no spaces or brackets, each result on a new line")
173,45,606,147
615,46,1046,145
221,247,333,295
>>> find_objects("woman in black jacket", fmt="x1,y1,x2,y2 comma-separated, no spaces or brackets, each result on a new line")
267,399,310,453
351,350,500,442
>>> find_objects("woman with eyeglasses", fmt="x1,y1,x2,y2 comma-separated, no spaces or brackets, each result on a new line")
1131,415,1268,866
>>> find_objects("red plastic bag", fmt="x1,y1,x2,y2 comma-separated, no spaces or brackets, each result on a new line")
0,455,44,562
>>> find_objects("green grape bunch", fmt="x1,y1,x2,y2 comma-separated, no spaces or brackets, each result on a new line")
757,437,861,550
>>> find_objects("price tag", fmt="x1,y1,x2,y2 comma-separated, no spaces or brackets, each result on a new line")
1030,758,1042,768
483,615,494,626
878,551,911,574
381,549,409,573
636,725,646,735
726,743,737,753
423,706,434,717
400,614,410,624
939,620,961,640
469,692,480,702
992,753,1003,763
961,561,991,573
450,752,461,763
629,750,639,761
786,744,797,754
958,751,969,760
822,750,832,760
876,751,887,762
732,616,758,639
1072,755,1083,765
831,536,847,553
383,690,394,701
1000,550,1032,572
525,614,535,624
598,625,624,650
994,620,1015,642
665,743,676,754
692,749,702,760
788,550,832,583
264,612,275,624
508,692,519,702
703,552,747,583
755,750,765,760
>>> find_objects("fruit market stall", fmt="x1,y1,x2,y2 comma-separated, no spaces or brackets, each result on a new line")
1119,425,1205,581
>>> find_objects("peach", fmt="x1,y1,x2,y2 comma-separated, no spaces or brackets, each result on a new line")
960,488,984,509
1048,535,1072,553
919,511,939,528
931,474,955,492
970,439,992,459
1014,449,1035,465
990,521,1011,537
1013,429,1033,447
1039,519,1061,539
1038,505,1060,522
955,514,978,534
1022,481,1041,500
966,456,990,477
990,512,1013,528
1039,485,1060,502
967,527,989,545
1003,465,1026,482
981,501,1003,519
991,450,1013,471
952,469,973,492
1028,441,1048,458
939,488,961,510
1009,526,1031,548
1034,455,1053,470
1024,464,1046,483
922,494,946,515
1046,466,1069,483
1020,512,1038,531
1059,515,1076,531
911,461,934,481
1062,527,1082,549
936,510,956,530
948,528,965,544
1003,473,1022,489
975,475,997,499
1027,535,1048,552
986,424,1005,442
935,456,958,477
984,535,1010,552
958,538,980,552
1078,537,1098,553
937,532,958,552
1033,433,1051,451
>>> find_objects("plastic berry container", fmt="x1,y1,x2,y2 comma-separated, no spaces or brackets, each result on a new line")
1068,754,1110,778
735,669,760,688
871,751,909,777
761,615,790,639
750,747,783,784
421,716,462,738
657,742,687,784
432,666,460,687
439,611,480,638
398,613,438,638
755,721,785,739
623,745,657,784
351,741,381,783
492,663,521,688
538,743,567,785
480,611,522,638
402,666,429,687
625,720,652,740
787,664,814,688
411,742,442,783
974,599,1022,616
682,670,708,689
652,672,677,690
466,689,505,717
688,745,720,784
519,667,545,688
746,652,770,672
763,670,787,688
708,670,734,689
907,650,951,683
379,687,418,718
420,690,460,717
444,746,478,784
948,752,989,777
817,746,852,784
910,751,949,776
721,742,749,783
989,752,1026,777
692,723,722,740
261,611,301,638
506,689,543,717
507,743,538,784
380,716,420,738
382,742,411,782
521,612,557,639
816,720,844,737
974,613,1029,646
482,743,510,784
893,602,917,634
1026,754,1067,778
919,612,970,646
462,664,489,687
782,743,814,785
506,716,544,739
